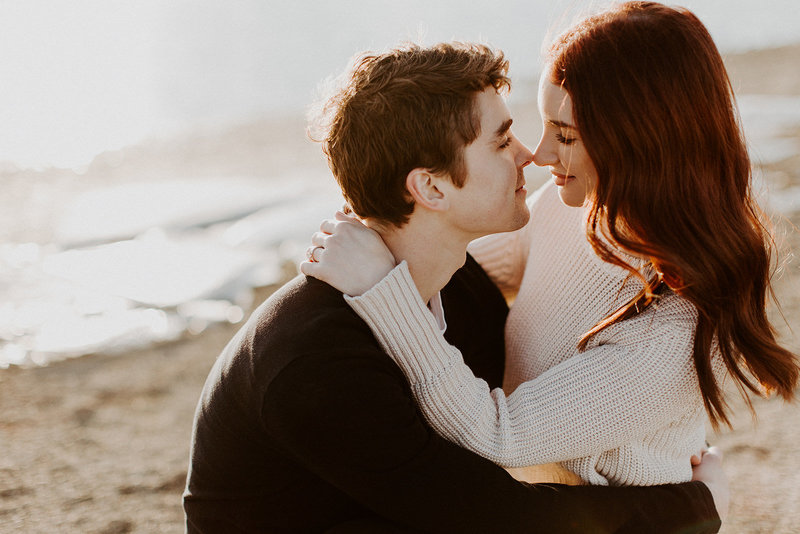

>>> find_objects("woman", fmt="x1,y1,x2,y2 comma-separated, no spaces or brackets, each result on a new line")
302,2,799,486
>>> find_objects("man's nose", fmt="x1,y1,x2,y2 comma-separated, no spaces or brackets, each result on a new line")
516,141,534,168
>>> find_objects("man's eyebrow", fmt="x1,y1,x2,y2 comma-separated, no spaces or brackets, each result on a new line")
547,119,577,129
494,118,513,138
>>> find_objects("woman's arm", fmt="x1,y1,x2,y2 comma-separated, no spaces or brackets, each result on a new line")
345,261,702,468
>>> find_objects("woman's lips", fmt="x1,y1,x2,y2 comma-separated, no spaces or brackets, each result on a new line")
551,172,574,186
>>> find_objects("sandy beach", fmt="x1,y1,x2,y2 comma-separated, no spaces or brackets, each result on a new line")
2,44,799,533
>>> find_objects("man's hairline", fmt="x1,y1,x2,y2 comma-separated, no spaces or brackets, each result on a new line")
367,83,511,229
455,84,510,172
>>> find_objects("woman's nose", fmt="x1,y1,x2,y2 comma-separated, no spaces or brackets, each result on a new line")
532,134,557,167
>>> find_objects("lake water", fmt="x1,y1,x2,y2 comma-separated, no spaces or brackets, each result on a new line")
1,0,799,366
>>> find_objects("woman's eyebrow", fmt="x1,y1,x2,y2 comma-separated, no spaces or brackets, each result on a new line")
547,119,577,129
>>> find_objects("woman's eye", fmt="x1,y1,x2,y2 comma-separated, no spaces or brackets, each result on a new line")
499,136,512,149
556,133,576,145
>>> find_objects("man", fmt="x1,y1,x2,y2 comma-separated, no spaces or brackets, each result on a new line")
184,42,724,533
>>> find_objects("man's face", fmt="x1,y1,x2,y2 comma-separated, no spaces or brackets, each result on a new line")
445,87,534,239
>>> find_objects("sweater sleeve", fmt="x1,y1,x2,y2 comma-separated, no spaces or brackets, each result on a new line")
345,262,701,468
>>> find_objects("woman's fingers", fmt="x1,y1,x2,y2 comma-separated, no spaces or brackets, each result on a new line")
691,446,728,521
704,446,723,463
301,211,394,295
319,218,336,234
310,231,328,247
320,213,366,236
299,258,318,276
335,210,358,221
303,245,323,263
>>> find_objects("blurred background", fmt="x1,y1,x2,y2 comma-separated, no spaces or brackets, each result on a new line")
1,0,798,366
0,1,798,532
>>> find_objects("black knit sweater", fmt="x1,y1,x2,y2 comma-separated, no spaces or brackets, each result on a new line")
184,255,720,534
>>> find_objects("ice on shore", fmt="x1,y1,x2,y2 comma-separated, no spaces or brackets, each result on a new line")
55,177,319,247
43,230,274,308
2,93,798,368
737,95,800,215
739,95,800,165
0,234,259,367
765,185,800,215
0,173,343,367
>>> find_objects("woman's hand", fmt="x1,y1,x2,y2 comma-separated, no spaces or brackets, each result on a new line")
691,446,729,523
300,211,396,296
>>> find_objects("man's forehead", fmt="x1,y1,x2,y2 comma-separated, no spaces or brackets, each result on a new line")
475,88,512,136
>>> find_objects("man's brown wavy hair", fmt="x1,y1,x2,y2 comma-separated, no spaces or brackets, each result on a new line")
310,42,510,226
548,1,798,428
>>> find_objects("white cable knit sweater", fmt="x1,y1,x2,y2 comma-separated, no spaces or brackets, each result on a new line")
345,182,715,486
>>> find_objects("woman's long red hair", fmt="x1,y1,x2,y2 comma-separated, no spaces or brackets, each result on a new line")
548,1,798,428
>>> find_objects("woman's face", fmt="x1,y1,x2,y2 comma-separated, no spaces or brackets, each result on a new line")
533,74,598,207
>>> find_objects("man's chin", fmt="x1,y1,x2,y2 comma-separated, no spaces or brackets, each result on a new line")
512,208,531,231
498,208,530,234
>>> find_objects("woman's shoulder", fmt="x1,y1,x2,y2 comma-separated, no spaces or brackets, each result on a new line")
596,287,699,349
527,180,567,217
525,181,586,239
653,288,699,325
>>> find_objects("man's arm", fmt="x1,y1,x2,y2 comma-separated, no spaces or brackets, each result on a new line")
263,351,720,533
324,518,423,533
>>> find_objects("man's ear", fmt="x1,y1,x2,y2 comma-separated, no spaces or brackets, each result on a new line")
406,168,450,211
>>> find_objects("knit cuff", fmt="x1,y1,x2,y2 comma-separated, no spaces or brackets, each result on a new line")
344,261,456,383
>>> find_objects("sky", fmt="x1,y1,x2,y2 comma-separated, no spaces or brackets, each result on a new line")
1,0,798,169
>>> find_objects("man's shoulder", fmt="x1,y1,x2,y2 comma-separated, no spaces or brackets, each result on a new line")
250,274,366,334
227,274,385,384
440,254,509,389
442,254,508,321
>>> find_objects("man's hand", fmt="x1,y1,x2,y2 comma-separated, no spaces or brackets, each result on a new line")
691,446,729,523
300,211,396,296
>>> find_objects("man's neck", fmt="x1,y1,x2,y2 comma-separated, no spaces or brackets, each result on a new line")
367,215,471,304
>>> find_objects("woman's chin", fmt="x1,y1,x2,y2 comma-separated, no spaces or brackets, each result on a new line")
557,188,586,208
